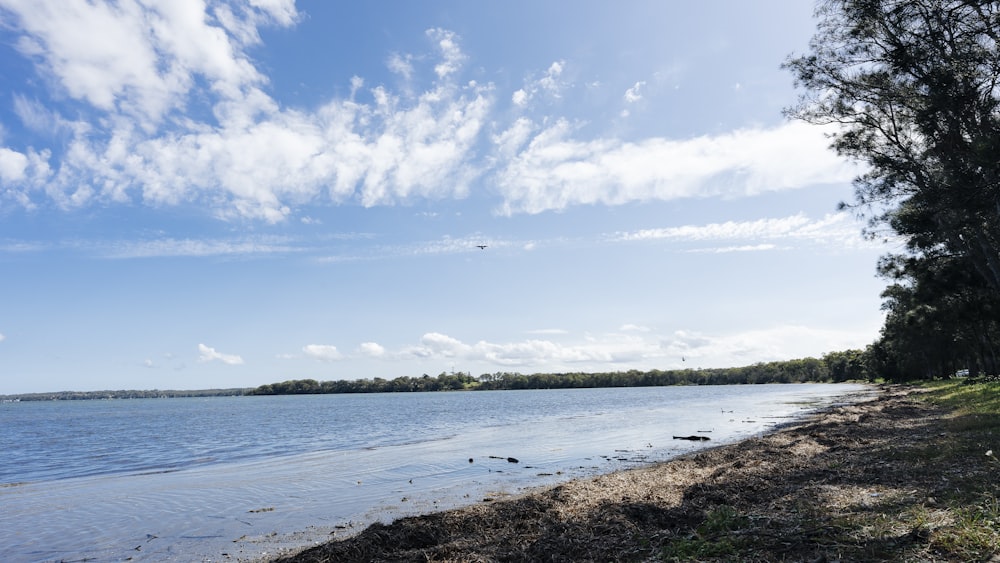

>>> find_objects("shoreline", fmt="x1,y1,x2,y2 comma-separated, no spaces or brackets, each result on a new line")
266,384,995,562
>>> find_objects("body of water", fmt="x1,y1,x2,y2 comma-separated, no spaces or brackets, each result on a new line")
0,384,872,562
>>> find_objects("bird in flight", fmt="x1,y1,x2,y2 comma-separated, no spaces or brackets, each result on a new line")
476,244,487,250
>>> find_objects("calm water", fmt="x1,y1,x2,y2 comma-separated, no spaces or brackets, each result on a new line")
1,384,872,562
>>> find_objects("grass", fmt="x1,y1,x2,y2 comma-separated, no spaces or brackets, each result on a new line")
660,506,749,560
932,381,1000,556
871,380,1000,560
659,381,1000,562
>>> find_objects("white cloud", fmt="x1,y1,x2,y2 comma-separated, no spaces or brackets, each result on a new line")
245,0,298,27
688,244,778,253
539,61,565,94
492,117,534,158
359,322,878,372
661,325,877,367
393,331,652,367
494,121,857,215
303,344,342,362
358,342,386,357
511,89,529,107
511,60,566,108
387,52,414,80
35,59,491,222
197,343,244,365
12,94,77,142
0,148,28,182
0,6,858,223
1,0,286,127
619,215,813,242
273,322,878,373
614,213,877,251
426,28,466,78
0,5,490,221
624,81,645,103
0,332,5,342
0,144,50,206
101,236,300,258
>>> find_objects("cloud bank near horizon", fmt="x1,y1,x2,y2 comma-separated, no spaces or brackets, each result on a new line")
273,323,881,376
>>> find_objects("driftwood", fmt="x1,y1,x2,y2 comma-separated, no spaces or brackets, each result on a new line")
673,435,710,441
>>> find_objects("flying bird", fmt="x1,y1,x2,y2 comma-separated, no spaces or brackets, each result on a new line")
476,244,487,250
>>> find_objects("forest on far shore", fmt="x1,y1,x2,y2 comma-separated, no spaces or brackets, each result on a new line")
250,349,875,395
2,350,880,401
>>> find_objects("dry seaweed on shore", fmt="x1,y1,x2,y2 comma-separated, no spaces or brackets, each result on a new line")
272,385,999,562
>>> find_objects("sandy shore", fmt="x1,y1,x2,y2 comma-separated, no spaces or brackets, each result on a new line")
270,385,998,562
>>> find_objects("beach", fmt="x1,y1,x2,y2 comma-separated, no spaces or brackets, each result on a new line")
269,385,999,562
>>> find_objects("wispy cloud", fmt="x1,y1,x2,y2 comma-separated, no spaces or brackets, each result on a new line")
617,215,817,242
0,239,47,253
614,213,876,252
314,234,505,263
5,212,865,263
512,60,566,107
624,81,646,103
197,343,244,365
100,236,303,258
302,344,342,362
687,244,778,254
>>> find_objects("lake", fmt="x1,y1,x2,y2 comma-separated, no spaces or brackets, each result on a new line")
0,383,872,562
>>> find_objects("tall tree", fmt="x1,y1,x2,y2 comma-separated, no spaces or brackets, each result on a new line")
785,0,1000,291
786,0,1000,377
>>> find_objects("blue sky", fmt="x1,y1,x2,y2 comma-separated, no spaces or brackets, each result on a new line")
0,0,891,394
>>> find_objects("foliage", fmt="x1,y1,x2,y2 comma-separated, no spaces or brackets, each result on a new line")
785,0,1000,379
251,372,479,395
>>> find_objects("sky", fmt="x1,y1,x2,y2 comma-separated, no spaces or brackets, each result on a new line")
0,0,894,394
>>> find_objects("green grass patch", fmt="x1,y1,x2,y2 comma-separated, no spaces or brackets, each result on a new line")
919,380,1000,416
660,535,738,560
659,506,749,561
909,381,1000,560
928,494,1000,559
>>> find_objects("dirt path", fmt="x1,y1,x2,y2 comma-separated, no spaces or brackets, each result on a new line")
272,385,999,562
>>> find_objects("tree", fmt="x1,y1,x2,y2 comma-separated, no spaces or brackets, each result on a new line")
786,1,1000,287
786,0,1000,376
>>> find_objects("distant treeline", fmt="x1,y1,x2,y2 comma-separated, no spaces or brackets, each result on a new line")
0,350,877,401
251,349,873,395
1,388,249,402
